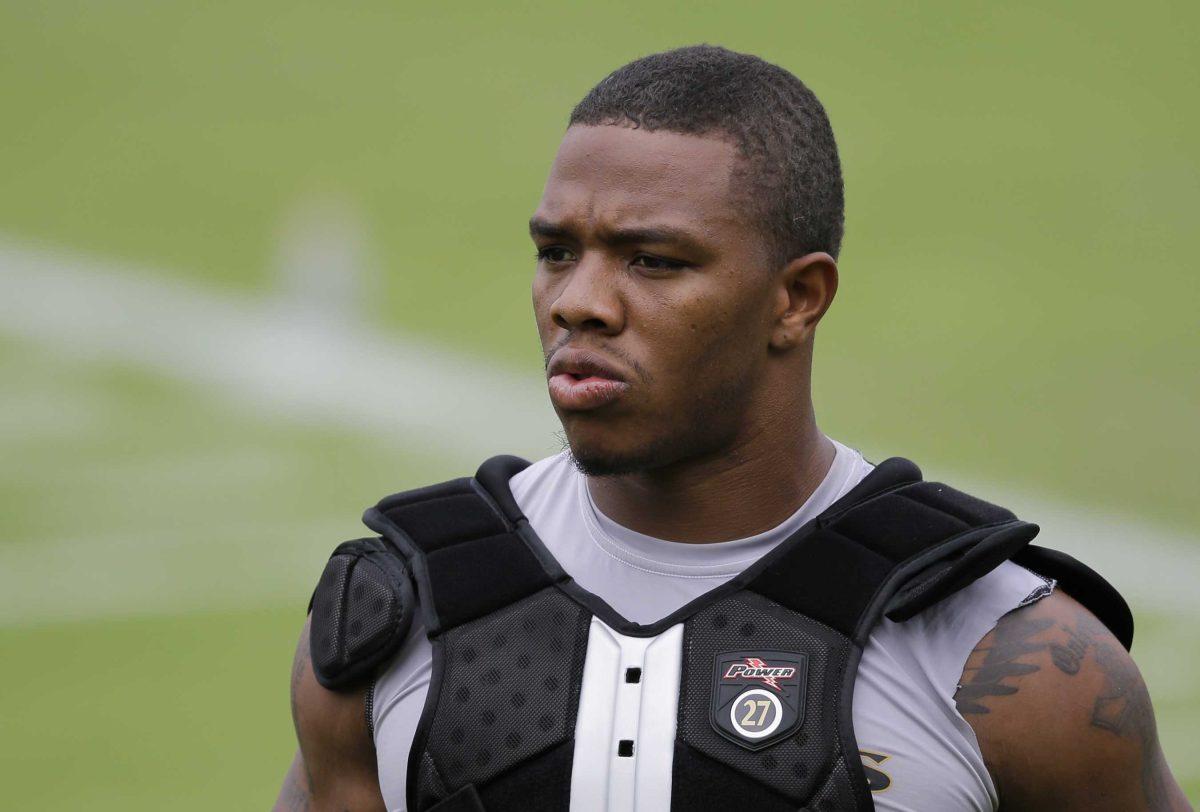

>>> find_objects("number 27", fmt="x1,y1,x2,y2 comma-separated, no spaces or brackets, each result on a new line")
740,699,770,726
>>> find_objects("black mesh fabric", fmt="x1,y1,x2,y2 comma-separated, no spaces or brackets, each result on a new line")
309,538,415,689
802,757,861,811
416,751,448,802
374,457,1129,810
426,784,485,811
310,555,350,677
677,591,854,804
416,587,590,804
343,564,397,653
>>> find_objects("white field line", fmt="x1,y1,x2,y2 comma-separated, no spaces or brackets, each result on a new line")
0,239,559,461
1,237,1197,622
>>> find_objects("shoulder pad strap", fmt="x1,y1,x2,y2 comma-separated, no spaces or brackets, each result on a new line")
1013,544,1134,650
308,537,415,691
363,456,562,637
749,458,1040,643
882,520,1038,622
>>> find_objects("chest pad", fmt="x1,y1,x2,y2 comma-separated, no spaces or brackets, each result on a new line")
308,455,1132,811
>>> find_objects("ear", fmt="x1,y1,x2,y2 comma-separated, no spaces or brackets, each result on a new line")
769,252,839,351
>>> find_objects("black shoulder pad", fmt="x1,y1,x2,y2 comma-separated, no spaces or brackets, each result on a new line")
1014,544,1134,650
883,520,1040,622
308,537,415,691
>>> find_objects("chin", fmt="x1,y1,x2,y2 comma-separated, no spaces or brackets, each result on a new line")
563,427,695,478
558,385,746,476
567,447,649,477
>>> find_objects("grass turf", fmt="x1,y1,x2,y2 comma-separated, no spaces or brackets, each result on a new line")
1,1,1197,806
0,607,299,810
0,1,1196,524
0,337,1196,806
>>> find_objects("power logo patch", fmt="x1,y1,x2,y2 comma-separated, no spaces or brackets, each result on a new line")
711,651,808,750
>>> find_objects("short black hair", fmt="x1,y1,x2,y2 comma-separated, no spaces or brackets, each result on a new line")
570,44,844,262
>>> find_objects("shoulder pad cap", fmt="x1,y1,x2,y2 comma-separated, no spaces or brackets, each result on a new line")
308,537,415,691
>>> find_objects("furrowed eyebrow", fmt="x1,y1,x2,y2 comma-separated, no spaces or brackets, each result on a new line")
529,217,705,252
604,226,700,248
529,217,573,240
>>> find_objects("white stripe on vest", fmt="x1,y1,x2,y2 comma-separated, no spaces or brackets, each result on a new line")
569,619,684,810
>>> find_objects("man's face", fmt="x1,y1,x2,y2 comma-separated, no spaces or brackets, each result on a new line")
530,124,780,476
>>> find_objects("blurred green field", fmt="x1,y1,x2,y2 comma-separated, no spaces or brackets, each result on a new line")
1,1,1197,807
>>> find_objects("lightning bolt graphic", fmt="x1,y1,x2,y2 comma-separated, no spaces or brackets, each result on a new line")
745,657,783,691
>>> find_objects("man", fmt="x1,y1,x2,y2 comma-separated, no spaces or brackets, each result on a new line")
276,46,1189,811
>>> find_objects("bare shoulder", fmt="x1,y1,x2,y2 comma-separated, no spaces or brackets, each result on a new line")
955,589,1190,811
274,616,385,812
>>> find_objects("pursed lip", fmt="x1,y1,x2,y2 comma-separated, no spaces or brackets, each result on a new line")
546,347,631,411
547,347,628,382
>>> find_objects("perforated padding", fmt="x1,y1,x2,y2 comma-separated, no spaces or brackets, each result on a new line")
801,757,861,812
676,591,855,804
309,538,415,690
414,587,589,808
426,783,485,812
415,752,448,801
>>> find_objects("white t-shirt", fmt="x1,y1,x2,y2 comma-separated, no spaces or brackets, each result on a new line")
372,440,1053,810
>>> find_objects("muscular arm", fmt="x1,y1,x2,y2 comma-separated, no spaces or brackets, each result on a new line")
955,590,1190,811
273,616,387,812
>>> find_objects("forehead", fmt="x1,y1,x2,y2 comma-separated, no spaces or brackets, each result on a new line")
534,125,746,233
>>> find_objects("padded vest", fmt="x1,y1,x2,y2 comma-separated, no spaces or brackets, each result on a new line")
309,456,1133,811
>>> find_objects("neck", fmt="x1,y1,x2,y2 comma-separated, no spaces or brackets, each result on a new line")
585,407,835,543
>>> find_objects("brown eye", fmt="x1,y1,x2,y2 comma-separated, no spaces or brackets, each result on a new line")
631,254,685,272
536,247,576,264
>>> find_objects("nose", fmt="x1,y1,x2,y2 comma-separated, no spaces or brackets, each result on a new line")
548,256,624,335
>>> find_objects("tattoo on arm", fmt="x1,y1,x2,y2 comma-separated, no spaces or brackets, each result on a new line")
291,633,309,729
275,752,313,812
953,615,1052,714
956,604,1177,810
1067,613,1174,810
284,625,319,806
279,769,311,812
